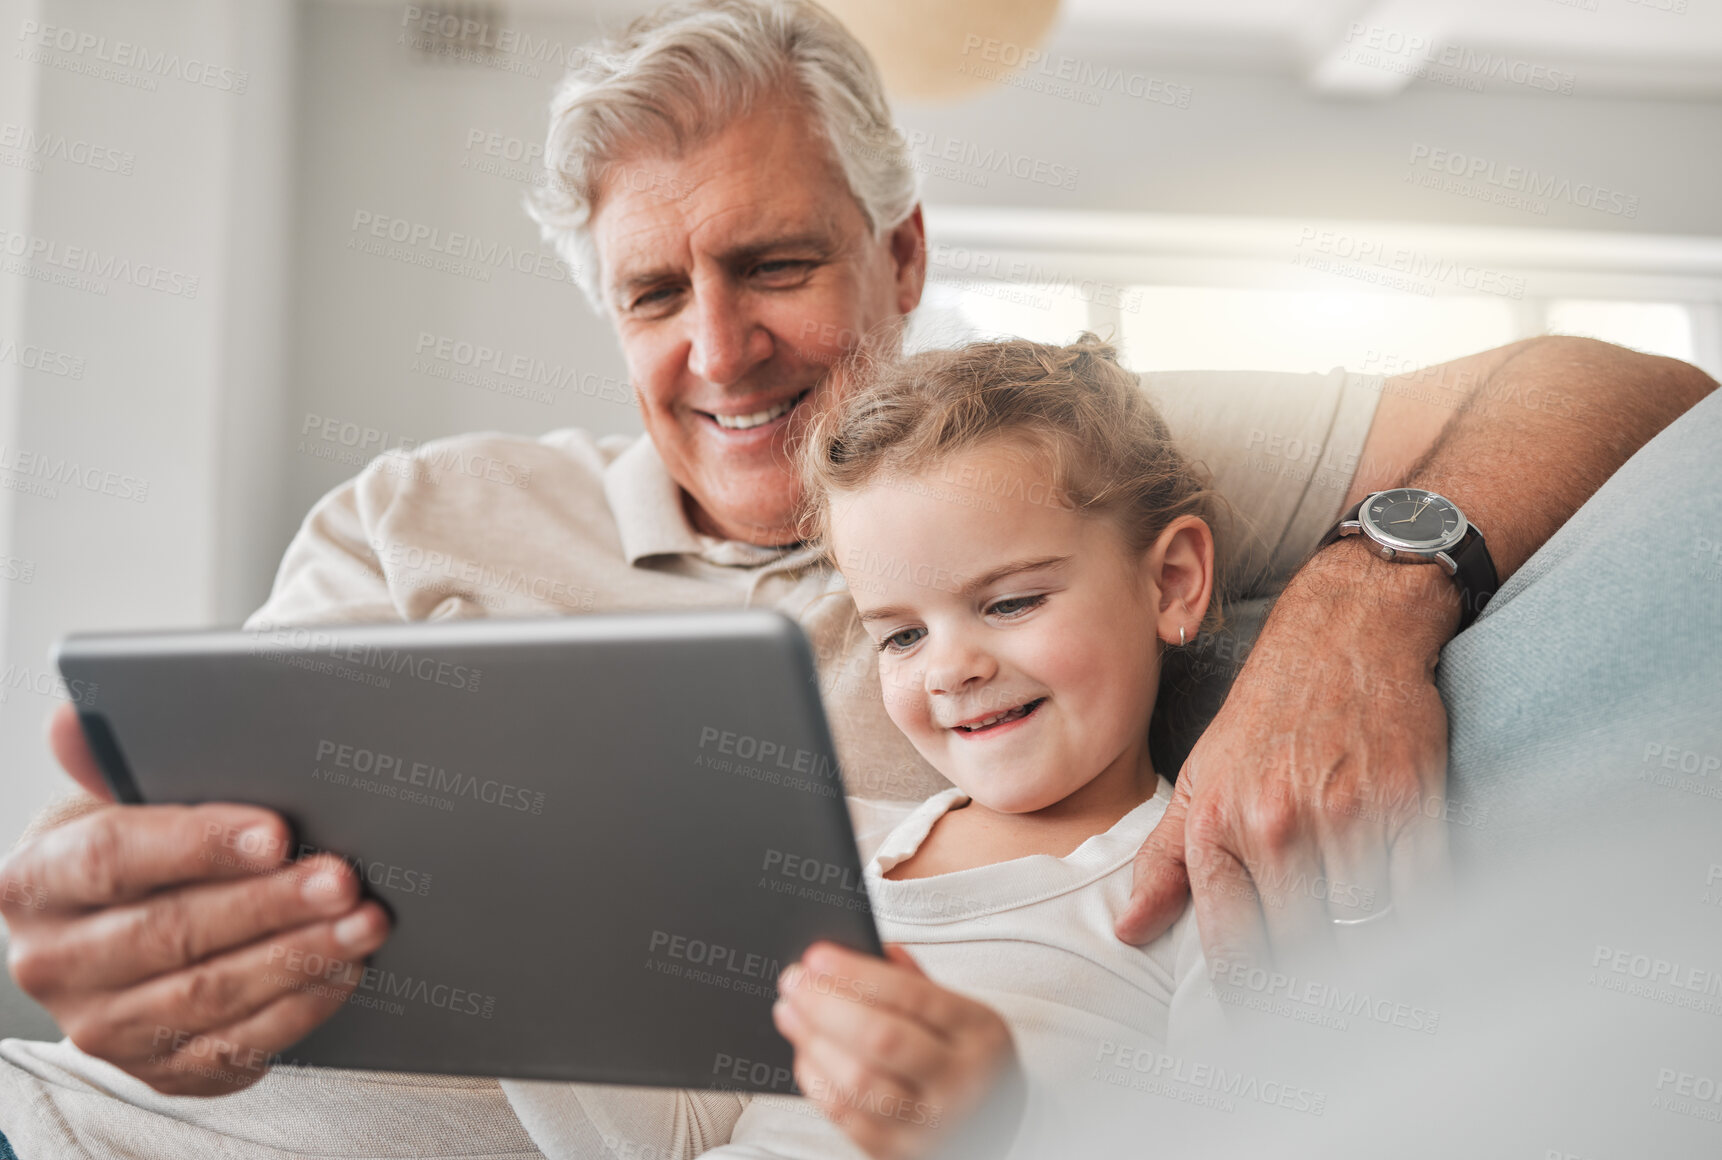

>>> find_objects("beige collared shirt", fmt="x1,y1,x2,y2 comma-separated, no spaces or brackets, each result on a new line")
245,367,1384,804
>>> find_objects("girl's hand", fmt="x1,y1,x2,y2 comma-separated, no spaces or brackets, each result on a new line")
774,941,1023,1160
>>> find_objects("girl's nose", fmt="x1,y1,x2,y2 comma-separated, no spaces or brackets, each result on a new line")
924,634,998,696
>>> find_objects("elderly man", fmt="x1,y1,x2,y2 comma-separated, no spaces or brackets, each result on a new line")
1,0,1716,1156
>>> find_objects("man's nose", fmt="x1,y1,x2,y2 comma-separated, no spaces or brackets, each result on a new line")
686,285,772,386
924,633,998,697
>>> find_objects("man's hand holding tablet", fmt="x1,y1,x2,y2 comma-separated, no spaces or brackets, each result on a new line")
13,611,881,1092
1,712,390,1093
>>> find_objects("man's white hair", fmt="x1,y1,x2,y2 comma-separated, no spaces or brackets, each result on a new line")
527,0,918,308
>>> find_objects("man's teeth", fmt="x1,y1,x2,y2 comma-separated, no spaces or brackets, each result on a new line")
712,394,802,430
958,699,1040,732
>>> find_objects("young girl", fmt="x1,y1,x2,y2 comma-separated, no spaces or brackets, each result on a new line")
773,332,1224,1159
506,334,1225,1159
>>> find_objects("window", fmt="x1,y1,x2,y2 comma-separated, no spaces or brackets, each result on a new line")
908,279,1093,350
1545,300,1695,362
913,208,1721,380
1114,287,1519,376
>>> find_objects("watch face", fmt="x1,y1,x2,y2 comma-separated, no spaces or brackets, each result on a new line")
1359,489,1467,551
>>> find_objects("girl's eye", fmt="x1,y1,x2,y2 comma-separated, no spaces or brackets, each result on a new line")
988,594,1046,619
878,626,925,653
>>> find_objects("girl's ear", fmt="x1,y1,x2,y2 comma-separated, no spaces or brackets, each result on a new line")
1144,516,1215,646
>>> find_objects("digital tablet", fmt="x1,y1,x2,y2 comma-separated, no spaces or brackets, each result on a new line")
54,610,882,1093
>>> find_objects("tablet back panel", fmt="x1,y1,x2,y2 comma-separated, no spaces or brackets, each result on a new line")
56,611,881,1093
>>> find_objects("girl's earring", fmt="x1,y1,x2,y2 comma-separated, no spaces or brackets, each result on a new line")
1178,625,1187,647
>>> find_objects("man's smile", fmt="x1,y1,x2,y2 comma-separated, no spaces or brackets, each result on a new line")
693,388,812,437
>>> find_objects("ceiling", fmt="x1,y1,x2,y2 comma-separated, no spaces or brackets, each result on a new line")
1058,0,1722,97
347,0,1722,99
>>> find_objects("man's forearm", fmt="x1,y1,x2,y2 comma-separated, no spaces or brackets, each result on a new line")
1356,339,1708,578
1288,337,1716,643
1393,337,1714,580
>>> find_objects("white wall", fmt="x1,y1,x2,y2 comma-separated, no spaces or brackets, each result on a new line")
281,2,635,547
0,0,296,849
890,41,1722,235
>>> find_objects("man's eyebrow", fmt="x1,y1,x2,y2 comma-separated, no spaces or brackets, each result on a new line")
611,233,836,298
717,232,835,267
855,555,1070,622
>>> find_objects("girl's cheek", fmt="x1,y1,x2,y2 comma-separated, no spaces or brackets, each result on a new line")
1037,622,1138,717
878,663,928,728
1015,615,1089,686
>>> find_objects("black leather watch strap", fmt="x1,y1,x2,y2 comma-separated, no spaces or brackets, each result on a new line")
1317,500,1363,550
1447,524,1499,631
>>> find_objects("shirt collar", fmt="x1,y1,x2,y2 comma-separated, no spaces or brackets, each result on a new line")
602,434,824,571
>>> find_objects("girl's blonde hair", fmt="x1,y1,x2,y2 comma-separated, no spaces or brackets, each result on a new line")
796,332,1231,637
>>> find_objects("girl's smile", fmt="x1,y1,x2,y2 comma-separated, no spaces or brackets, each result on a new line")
946,695,1047,737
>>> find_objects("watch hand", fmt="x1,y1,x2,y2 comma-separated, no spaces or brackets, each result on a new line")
1390,500,1433,526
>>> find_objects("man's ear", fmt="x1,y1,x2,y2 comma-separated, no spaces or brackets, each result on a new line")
1146,516,1216,645
889,204,927,316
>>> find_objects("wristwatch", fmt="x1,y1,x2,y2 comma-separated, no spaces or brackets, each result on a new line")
1317,488,1500,632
